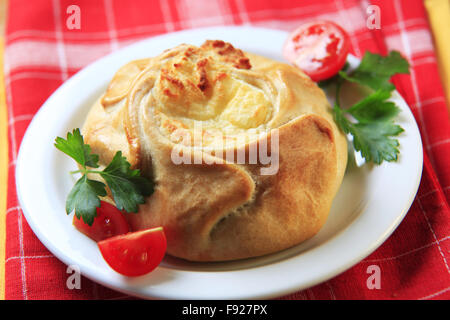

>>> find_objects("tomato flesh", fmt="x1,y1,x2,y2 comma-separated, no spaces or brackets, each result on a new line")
73,201,129,242
98,227,167,277
283,21,350,81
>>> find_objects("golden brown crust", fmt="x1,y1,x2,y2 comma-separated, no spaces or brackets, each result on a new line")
82,40,347,261
201,40,252,69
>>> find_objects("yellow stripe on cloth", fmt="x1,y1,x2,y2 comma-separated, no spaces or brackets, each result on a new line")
0,0,8,301
425,0,450,112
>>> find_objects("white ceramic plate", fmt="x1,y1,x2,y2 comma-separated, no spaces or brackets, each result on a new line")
16,26,423,299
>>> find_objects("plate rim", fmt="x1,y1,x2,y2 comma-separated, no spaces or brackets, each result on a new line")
15,26,423,299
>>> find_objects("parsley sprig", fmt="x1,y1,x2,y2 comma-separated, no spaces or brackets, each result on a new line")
55,129,154,225
325,51,410,164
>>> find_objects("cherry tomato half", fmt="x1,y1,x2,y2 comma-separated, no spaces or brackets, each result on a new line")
73,201,129,242
283,21,350,82
98,227,167,277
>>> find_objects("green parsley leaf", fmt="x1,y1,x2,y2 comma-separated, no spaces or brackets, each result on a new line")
333,101,403,164
99,151,154,213
54,128,99,168
339,51,410,91
347,90,401,123
66,175,107,225
349,121,404,164
330,50,409,164
55,129,154,226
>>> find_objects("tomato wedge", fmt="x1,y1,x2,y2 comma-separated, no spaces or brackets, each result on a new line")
73,201,129,242
283,21,350,82
98,227,167,277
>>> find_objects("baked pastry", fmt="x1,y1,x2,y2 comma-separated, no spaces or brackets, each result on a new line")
82,40,348,261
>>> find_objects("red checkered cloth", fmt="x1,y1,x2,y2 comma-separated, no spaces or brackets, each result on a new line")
4,0,450,300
